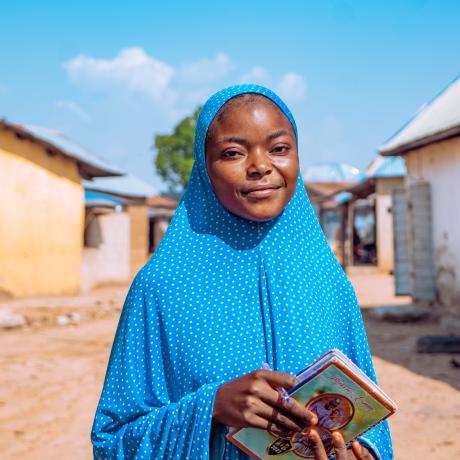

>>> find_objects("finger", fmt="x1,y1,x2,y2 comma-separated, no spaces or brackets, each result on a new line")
247,412,297,437
255,370,299,389
307,429,329,460
255,400,304,432
257,383,318,427
280,397,318,427
352,441,372,459
332,432,348,460
266,421,296,438
244,413,283,432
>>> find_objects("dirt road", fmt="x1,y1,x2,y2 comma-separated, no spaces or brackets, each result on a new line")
0,271,459,459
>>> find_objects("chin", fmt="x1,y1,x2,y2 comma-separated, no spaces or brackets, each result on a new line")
242,206,284,222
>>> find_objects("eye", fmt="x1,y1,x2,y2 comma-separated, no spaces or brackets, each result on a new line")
271,144,290,154
221,149,242,159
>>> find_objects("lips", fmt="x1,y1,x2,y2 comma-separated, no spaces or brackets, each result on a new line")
241,184,283,198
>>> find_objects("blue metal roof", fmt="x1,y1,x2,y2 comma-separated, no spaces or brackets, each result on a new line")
84,174,158,199
366,155,406,178
303,162,365,182
334,191,354,204
84,190,124,208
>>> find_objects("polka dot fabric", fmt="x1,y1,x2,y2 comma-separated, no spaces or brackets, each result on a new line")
91,85,393,460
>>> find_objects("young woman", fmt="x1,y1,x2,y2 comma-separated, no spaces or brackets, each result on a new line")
91,85,393,459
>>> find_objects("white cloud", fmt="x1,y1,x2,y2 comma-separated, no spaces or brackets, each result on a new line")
63,48,307,113
63,47,175,101
238,66,270,86
177,52,233,83
55,99,92,123
62,49,236,119
59,48,309,191
277,73,307,103
238,68,307,105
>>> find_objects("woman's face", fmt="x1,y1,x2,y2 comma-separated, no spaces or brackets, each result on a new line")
205,98,299,222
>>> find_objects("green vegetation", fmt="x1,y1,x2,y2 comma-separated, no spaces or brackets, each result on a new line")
153,106,201,194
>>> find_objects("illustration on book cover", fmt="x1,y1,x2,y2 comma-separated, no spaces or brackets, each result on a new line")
267,392,355,458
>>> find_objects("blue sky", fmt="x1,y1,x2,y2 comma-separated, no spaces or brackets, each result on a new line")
1,0,459,191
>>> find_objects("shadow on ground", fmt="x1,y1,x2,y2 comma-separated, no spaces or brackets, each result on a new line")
362,308,460,391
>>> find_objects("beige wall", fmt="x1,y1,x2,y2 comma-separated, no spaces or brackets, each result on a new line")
0,127,83,297
375,176,404,274
405,136,460,314
127,205,149,277
81,212,131,292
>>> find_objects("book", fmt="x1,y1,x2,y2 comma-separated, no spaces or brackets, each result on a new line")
227,349,397,459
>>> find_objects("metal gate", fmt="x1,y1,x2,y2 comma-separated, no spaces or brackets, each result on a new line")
392,182,436,301
408,181,436,301
392,188,411,295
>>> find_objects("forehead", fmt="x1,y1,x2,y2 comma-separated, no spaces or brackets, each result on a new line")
207,94,294,138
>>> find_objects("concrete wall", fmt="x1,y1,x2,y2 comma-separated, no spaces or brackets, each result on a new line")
405,136,460,314
375,176,404,274
127,205,149,277
0,126,83,297
81,212,131,292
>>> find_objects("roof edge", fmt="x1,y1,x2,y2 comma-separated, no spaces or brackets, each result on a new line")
379,124,460,156
0,119,123,178
84,185,147,201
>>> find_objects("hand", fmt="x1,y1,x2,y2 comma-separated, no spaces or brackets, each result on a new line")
308,430,376,460
212,369,318,436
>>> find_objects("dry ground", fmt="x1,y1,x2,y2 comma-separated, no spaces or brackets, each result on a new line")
0,269,459,459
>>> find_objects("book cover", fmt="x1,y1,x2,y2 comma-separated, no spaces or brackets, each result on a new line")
227,349,396,459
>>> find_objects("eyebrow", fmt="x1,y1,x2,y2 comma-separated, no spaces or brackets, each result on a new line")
266,129,290,141
218,136,249,146
217,130,291,146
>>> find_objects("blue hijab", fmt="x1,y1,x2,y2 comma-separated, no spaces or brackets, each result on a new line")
91,85,393,459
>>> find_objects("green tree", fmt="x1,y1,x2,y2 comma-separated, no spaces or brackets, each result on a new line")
153,106,202,194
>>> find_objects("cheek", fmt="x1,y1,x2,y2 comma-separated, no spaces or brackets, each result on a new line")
209,163,244,194
275,157,299,188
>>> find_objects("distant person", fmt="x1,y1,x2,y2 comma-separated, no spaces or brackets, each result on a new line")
91,85,392,459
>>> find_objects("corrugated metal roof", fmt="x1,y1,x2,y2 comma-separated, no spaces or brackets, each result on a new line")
303,162,365,182
366,155,406,178
334,191,353,204
84,174,158,199
322,156,405,207
0,120,122,178
379,75,460,156
84,190,123,208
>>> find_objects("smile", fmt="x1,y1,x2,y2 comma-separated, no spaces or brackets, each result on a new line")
242,186,282,199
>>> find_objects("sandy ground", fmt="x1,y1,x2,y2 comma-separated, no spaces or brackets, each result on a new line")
350,267,460,458
0,269,459,459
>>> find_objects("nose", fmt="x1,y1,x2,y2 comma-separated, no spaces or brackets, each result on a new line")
247,149,272,178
